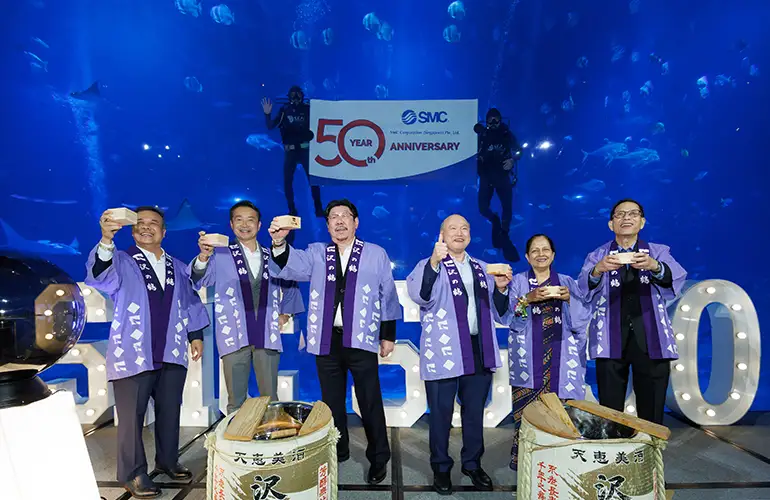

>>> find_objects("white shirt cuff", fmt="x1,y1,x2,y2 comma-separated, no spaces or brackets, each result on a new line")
272,244,287,256
96,243,114,261
193,256,208,271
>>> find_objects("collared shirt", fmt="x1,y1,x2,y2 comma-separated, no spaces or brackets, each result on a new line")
589,244,665,284
194,241,262,279
433,252,479,335
98,242,167,290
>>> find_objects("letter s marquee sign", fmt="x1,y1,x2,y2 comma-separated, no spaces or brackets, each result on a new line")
314,118,386,168
62,279,761,428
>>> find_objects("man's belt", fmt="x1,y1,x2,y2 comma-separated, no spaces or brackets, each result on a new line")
284,143,310,151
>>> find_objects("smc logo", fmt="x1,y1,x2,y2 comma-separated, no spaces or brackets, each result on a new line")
401,110,448,125
314,118,386,168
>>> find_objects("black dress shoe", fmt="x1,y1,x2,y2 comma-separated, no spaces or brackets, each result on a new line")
154,463,193,481
337,450,350,463
461,467,493,491
124,473,161,499
433,471,452,495
367,463,388,484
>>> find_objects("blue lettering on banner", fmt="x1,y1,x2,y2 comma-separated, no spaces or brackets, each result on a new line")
401,110,449,125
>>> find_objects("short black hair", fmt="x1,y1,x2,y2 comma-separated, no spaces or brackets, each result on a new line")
610,199,645,219
526,234,555,254
324,199,358,220
229,200,261,222
486,108,502,120
135,206,165,228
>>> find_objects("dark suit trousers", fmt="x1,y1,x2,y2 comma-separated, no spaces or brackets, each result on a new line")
424,335,492,473
595,329,671,424
315,329,390,466
112,363,187,482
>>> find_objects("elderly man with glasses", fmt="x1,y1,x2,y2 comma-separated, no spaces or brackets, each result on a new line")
578,199,687,424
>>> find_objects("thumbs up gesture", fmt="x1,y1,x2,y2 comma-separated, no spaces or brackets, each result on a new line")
430,233,449,268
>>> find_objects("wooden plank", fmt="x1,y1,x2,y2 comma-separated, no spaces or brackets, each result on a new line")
523,400,582,439
275,215,302,230
539,393,580,435
200,233,229,247
223,396,271,441
566,400,671,441
298,401,332,436
486,263,512,276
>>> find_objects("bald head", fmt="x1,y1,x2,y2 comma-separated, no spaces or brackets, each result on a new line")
441,214,469,233
440,214,470,256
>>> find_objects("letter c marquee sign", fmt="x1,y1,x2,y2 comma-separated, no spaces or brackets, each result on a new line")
62,278,761,428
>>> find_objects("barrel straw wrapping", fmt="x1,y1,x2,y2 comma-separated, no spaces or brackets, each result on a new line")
517,414,667,500
205,412,341,500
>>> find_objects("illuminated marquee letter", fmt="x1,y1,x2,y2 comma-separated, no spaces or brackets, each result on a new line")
56,339,114,425
665,280,760,425
452,349,512,428
351,340,427,427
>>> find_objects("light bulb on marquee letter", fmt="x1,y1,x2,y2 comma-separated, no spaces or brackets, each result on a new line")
351,340,427,427
665,280,760,426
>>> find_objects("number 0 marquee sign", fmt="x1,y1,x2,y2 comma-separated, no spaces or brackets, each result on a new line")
60,279,761,429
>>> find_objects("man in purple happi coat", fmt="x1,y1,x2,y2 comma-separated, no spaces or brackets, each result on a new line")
267,199,402,485
578,199,687,424
85,207,210,499
188,200,304,412
406,214,513,494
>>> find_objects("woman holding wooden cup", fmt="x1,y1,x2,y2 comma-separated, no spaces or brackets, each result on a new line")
506,234,591,470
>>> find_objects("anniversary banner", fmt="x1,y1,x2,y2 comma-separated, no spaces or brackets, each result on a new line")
309,99,478,181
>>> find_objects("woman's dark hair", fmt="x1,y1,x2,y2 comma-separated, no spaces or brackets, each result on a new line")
324,199,359,219
525,234,555,254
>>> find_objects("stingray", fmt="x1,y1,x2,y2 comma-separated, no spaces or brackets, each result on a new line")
70,81,102,101
165,199,217,231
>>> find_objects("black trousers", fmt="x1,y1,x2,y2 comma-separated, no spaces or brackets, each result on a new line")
112,363,187,482
478,172,513,232
283,147,323,216
595,332,671,424
424,336,492,473
315,330,390,466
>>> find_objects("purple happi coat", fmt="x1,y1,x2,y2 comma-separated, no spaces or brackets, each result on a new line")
406,255,512,382
271,240,402,355
85,244,210,381
507,271,590,399
186,243,304,357
578,240,687,360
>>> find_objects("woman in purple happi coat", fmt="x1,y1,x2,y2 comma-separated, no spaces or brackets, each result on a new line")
507,234,591,471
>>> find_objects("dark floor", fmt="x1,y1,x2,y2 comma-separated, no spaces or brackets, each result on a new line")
87,412,770,500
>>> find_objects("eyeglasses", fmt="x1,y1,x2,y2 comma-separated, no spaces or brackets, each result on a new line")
612,210,642,220
328,212,353,220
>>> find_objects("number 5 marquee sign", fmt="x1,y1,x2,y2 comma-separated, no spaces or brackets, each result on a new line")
314,118,386,168
62,279,760,428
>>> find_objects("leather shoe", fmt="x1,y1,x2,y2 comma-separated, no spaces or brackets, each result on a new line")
433,471,452,495
124,473,161,499
337,450,350,463
155,463,193,481
367,462,388,484
462,467,493,491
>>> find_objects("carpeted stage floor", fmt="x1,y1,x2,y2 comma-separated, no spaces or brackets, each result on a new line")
86,413,770,500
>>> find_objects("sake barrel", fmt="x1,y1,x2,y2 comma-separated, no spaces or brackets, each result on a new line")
517,404,668,500
205,401,338,500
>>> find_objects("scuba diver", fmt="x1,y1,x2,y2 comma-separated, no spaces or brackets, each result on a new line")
262,85,324,219
473,108,521,262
